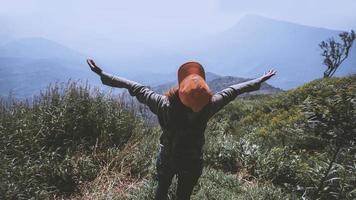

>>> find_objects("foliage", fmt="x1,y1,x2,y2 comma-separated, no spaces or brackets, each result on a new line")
203,119,240,172
0,81,151,199
319,30,355,78
223,75,356,199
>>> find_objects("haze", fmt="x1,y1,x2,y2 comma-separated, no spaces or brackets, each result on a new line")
1,0,355,57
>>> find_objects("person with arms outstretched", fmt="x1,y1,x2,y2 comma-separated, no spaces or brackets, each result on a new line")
87,59,276,200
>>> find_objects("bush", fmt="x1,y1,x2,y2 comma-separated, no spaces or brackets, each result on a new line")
204,119,240,172
0,81,152,199
226,75,356,199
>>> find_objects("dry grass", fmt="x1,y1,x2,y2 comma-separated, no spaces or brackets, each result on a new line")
67,169,145,200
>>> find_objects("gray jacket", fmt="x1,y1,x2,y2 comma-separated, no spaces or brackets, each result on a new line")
100,72,263,160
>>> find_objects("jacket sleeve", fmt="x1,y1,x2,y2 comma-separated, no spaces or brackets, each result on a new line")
208,77,263,117
100,71,167,115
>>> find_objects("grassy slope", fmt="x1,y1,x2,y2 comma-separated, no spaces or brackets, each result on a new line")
1,75,355,200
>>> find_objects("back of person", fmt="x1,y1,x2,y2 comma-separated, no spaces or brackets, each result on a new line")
162,94,209,159
86,58,276,200
155,95,208,200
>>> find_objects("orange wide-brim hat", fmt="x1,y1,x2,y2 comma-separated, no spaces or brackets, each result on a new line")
178,62,211,112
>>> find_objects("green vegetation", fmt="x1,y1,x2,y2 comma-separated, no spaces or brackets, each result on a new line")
1,76,355,199
208,75,356,199
0,82,155,199
319,29,355,78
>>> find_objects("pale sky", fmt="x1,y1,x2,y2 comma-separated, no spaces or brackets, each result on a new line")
0,0,355,53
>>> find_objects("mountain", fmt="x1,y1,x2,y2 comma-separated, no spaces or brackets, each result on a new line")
106,15,355,89
0,37,84,60
0,37,208,97
0,37,102,98
191,15,356,89
207,76,282,95
153,73,282,95
1,15,355,97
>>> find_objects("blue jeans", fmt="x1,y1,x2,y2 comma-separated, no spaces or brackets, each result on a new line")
154,152,203,200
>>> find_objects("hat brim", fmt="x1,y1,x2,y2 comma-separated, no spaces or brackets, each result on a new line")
178,62,206,85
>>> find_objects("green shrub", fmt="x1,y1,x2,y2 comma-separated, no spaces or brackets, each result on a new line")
204,119,240,172
0,81,152,199
226,75,356,199
126,168,292,200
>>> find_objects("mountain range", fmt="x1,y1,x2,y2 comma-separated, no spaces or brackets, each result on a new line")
0,15,355,98
201,15,355,88
0,38,99,97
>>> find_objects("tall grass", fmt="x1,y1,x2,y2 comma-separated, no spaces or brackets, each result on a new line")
0,81,152,199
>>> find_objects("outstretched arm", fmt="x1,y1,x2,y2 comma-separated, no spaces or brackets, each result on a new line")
209,69,277,117
87,59,136,89
87,59,168,115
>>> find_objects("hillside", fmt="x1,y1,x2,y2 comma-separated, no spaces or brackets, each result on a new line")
153,73,282,95
1,75,354,199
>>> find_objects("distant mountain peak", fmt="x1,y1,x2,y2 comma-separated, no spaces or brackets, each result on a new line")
0,37,84,60
237,14,343,32
198,14,355,89
4,37,68,50
239,14,275,22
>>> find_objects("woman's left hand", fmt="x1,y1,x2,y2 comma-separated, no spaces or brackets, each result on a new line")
260,69,277,82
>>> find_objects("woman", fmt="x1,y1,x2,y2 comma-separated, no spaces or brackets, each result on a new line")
87,59,276,200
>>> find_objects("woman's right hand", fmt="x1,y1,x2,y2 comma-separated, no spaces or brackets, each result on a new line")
86,59,103,75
